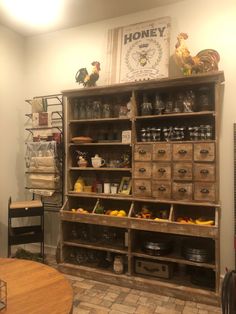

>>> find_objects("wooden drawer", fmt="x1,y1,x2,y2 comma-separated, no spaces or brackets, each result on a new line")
173,144,193,161
172,182,193,201
133,179,151,197
194,142,215,162
152,181,171,200
194,163,215,182
194,182,216,202
134,162,152,179
152,163,171,180
173,162,192,181
153,143,171,161
134,144,152,161
9,200,43,218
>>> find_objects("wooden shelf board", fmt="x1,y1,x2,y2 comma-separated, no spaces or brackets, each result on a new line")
69,167,132,172
63,240,127,254
69,142,131,146
135,140,216,144
129,218,218,238
62,71,224,96
135,111,216,120
68,191,132,200
132,251,216,269
60,210,129,228
60,211,218,239
58,262,220,306
69,117,131,123
67,192,220,207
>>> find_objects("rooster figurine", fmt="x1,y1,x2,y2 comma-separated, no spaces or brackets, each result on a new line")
174,33,220,75
75,61,101,87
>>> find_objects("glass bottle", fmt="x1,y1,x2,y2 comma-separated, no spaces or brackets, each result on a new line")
183,90,195,112
113,255,124,274
140,94,152,116
102,103,111,118
173,92,184,113
153,93,164,115
86,99,93,119
78,100,86,119
198,87,211,111
113,96,121,118
74,99,80,119
92,100,102,119
165,95,173,113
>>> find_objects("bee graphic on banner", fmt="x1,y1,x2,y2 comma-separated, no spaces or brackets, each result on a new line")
105,17,171,84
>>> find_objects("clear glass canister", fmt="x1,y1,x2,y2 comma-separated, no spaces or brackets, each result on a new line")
113,255,124,274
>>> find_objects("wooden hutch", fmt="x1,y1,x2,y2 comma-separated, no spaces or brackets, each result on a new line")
59,71,224,305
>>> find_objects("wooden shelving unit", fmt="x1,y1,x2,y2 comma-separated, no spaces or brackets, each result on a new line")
59,72,224,305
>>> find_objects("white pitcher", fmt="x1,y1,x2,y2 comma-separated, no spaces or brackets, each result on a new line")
91,154,105,168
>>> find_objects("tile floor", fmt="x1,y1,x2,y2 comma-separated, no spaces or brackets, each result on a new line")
47,256,222,314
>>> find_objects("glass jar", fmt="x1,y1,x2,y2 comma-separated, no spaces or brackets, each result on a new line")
173,92,184,113
92,100,102,119
113,255,124,274
165,96,173,113
102,103,111,118
86,99,93,119
141,94,152,116
183,90,195,112
153,93,164,115
74,100,80,119
78,100,86,119
198,87,211,111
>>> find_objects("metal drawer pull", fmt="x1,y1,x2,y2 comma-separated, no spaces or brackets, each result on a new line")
158,149,166,154
158,186,166,192
178,149,187,154
139,150,146,155
139,168,146,173
200,188,209,194
200,169,209,174
178,188,187,193
158,168,166,173
139,185,146,191
178,169,187,174
143,266,160,273
200,149,209,154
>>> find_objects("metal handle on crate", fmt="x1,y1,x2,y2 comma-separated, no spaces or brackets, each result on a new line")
139,150,146,155
139,168,146,173
200,169,209,174
158,149,166,154
158,186,166,192
139,185,146,191
178,188,187,193
143,266,160,273
158,168,166,173
200,149,209,154
178,169,187,174
200,188,209,194
178,149,187,155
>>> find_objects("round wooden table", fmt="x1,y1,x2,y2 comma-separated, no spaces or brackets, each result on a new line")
0,258,73,314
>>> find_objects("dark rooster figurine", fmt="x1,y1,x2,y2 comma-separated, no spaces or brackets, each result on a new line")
174,33,220,75
75,61,101,87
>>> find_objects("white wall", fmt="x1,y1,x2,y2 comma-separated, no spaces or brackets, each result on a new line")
0,25,26,256
15,0,236,270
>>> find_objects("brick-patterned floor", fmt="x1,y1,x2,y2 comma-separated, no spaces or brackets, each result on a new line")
47,256,222,314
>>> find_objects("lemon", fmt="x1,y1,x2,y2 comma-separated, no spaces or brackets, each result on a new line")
110,210,118,216
118,210,127,217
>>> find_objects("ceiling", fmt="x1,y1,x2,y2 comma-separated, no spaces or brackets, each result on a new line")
0,0,181,37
